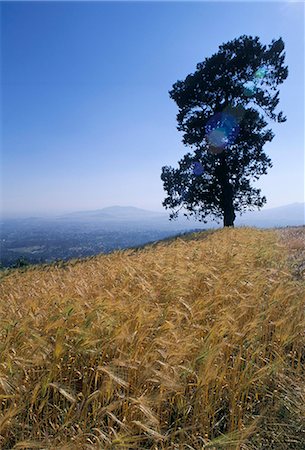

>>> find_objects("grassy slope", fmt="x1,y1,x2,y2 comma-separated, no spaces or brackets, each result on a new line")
0,227,304,449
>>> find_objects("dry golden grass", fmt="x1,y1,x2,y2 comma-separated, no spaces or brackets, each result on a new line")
0,227,304,449
275,226,305,281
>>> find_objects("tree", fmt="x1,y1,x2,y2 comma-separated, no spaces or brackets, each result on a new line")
161,35,288,227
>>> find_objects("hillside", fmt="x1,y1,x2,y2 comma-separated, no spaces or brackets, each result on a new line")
0,227,304,449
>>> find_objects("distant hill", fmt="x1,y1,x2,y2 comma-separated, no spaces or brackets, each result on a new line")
58,202,304,228
60,205,166,222
235,202,304,227
1,203,303,230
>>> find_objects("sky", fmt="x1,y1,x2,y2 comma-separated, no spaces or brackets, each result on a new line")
1,0,304,218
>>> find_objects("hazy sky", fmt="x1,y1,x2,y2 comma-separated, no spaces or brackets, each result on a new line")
1,0,304,218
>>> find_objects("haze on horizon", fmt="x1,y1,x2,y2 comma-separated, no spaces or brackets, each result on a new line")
1,1,304,219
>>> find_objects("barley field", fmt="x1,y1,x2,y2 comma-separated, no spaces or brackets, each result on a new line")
0,227,304,449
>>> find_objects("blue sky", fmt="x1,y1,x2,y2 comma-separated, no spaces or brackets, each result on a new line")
1,1,304,217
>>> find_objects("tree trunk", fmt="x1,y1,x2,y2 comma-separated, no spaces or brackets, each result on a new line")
222,181,236,227
218,153,236,227
224,211,235,227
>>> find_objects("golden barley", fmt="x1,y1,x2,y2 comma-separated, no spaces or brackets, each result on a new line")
0,227,304,448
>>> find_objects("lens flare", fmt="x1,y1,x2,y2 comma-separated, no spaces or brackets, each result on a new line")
205,111,240,154
207,128,227,148
243,66,268,98
193,161,204,176
243,81,256,97
254,67,268,79
208,145,225,155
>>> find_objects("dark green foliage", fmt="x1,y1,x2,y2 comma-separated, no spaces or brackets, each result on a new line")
11,257,31,268
161,35,288,227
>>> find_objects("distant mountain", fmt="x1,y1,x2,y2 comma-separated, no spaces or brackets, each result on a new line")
59,206,166,222
235,202,304,227
100,206,165,218
2,203,304,229
59,203,304,228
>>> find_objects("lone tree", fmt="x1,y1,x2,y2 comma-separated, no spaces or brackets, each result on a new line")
161,35,288,227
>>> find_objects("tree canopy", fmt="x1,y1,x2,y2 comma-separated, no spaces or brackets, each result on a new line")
161,35,288,227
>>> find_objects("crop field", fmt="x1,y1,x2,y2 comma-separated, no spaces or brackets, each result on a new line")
0,227,304,449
